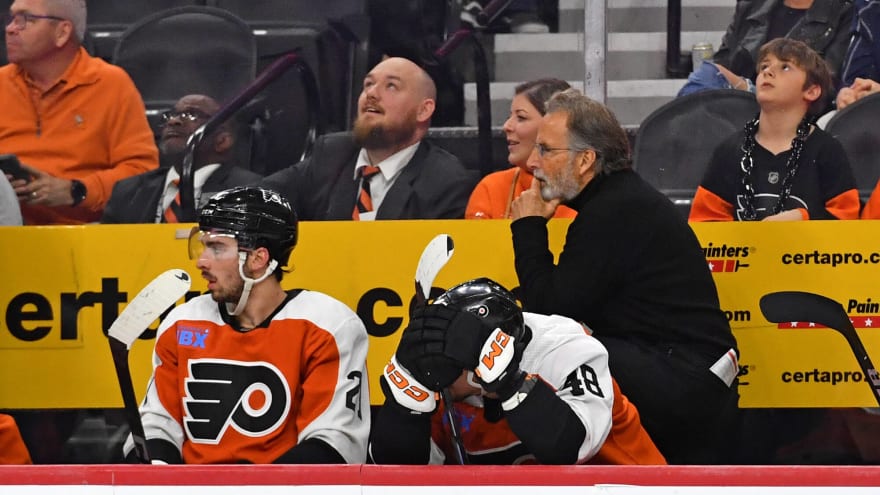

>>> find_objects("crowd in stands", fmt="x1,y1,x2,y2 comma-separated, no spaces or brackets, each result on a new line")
4,0,880,467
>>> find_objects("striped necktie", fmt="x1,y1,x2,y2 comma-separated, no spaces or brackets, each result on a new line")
163,179,182,223
353,165,381,220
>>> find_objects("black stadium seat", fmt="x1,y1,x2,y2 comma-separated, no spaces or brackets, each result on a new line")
85,0,202,61
633,89,759,218
208,0,370,133
427,127,510,175
112,6,257,138
824,92,880,207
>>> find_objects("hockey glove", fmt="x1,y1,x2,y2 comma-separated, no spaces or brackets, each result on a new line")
381,355,438,413
473,327,527,401
396,304,475,390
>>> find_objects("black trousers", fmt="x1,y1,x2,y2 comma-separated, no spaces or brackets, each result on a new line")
598,336,741,464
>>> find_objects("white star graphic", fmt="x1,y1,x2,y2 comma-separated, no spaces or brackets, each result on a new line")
866,318,873,327
808,322,816,327
790,321,798,327
707,262,715,271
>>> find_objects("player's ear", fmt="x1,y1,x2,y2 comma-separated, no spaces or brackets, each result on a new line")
248,246,271,270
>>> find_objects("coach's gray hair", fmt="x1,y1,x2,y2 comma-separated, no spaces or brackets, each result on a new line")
44,0,86,43
545,89,631,175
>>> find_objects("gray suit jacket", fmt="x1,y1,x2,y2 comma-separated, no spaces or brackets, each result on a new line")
260,132,479,220
101,164,261,224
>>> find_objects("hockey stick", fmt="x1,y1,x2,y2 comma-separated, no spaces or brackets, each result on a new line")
413,234,467,464
760,291,880,407
108,269,192,463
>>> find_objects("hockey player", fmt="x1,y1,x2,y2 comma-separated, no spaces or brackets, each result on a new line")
124,187,370,464
369,278,665,465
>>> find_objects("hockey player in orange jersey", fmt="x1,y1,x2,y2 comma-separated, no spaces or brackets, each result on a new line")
369,278,665,465
124,187,370,463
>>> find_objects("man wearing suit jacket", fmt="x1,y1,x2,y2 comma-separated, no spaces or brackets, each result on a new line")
102,94,260,224
261,57,478,220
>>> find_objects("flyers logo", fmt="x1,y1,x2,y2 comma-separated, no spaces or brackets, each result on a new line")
183,359,290,444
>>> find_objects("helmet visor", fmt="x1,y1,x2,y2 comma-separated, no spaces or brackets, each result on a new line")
187,226,243,260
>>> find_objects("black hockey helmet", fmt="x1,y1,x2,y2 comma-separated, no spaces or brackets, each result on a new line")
434,277,526,343
197,186,298,265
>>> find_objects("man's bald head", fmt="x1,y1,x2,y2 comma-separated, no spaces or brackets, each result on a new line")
353,57,438,159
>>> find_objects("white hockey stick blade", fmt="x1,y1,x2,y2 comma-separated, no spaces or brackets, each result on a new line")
108,269,192,348
415,234,454,304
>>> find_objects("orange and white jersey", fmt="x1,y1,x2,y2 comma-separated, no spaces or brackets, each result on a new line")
131,290,370,464
429,312,664,465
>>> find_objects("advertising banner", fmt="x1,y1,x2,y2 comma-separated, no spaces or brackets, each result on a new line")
2,220,879,409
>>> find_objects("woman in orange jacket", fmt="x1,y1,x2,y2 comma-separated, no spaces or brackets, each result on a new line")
466,78,578,219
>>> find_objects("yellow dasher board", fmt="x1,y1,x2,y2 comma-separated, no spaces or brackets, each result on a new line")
1,220,880,408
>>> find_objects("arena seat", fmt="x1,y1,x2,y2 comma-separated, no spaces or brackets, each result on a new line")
84,0,203,61
632,89,759,218
824,92,880,208
426,127,510,176
112,6,256,143
208,0,370,133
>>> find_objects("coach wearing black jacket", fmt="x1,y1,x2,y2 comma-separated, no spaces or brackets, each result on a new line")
509,89,740,465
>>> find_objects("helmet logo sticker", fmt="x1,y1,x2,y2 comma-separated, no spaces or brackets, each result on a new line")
475,305,490,318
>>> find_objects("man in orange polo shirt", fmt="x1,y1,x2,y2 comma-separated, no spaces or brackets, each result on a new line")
1,0,158,224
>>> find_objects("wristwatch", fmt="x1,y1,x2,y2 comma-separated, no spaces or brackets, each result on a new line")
501,373,537,411
70,179,86,206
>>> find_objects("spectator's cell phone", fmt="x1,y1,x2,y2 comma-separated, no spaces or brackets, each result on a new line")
0,154,31,183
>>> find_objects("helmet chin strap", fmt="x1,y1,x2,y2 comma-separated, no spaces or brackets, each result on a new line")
226,251,279,316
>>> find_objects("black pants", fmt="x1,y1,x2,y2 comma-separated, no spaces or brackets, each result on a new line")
598,336,740,464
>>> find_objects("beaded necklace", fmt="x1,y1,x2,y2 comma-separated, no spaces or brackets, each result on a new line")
738,114,811,220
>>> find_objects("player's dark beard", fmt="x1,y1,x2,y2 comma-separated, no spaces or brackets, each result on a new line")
352,112,417,150
208,272,245,304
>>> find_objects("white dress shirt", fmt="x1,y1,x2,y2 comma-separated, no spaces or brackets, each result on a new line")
154,163,221,223
352,142,420,221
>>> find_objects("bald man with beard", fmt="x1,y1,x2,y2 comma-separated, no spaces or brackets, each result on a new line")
261,57,478,220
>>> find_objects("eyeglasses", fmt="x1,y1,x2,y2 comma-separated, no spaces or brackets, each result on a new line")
534,143,576,158
160,109,212,124
534,143,597,158
3,12,66,30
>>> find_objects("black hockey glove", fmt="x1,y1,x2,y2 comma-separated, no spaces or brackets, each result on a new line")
396,304,486,390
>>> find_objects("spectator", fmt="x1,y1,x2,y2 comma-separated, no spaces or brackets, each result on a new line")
690,39,860,221
261,57,478,220
840,0,880,88
678,0,853,101
0,175,23,225
819,0,880,120
835,77,880,110
1,0,158,224
101,94,260,224
124,187,370,464
369,278,665,465
508,89,739,464
466,78,576,219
